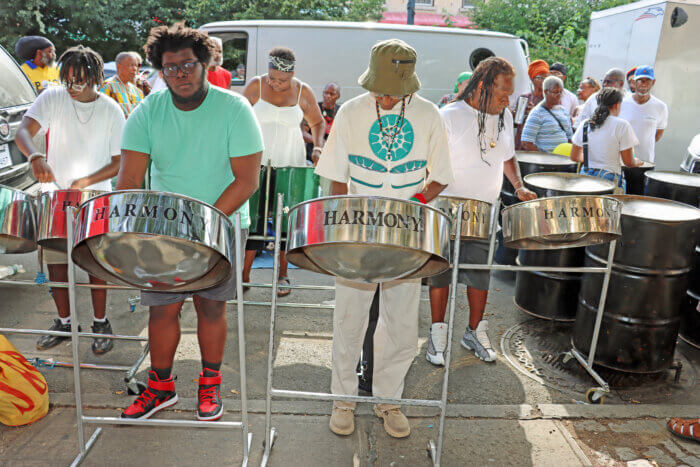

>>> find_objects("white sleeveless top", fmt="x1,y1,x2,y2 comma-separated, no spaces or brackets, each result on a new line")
253,77,307,167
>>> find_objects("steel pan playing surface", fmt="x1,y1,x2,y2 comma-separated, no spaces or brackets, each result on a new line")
72,190,234,291
0,184,36,254
286,195,450,283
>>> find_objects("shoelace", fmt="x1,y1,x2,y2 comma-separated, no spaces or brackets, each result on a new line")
475,327,493,350
133,388,157,411
199,386,219,404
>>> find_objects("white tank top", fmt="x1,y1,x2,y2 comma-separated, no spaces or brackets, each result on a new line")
253,77,307,167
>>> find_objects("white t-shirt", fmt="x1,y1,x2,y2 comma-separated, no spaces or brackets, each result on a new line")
439,101,515,206
25,86,125,190
315,92,453,199
572,115,639,174
560,88,579,117
619,94,668,163
573,91,599,129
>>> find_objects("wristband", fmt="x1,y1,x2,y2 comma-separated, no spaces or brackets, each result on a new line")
28,152,45,163
410,193,427,204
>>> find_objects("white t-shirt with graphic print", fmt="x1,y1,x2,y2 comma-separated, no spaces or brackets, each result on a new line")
315,92,453,199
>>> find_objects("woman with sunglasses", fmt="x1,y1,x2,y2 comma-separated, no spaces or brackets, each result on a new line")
15,45,125,354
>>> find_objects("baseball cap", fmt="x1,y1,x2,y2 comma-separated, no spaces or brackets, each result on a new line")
634,66,654,80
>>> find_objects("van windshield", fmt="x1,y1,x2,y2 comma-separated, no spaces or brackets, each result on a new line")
0,47,37,108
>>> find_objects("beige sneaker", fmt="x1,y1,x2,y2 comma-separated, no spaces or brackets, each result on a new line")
373,404,410,438
329,403,355,436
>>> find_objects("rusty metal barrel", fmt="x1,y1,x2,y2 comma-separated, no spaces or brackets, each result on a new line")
514,173,615,321
574,195,700,372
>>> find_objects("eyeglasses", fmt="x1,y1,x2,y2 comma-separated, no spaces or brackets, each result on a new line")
63,81,87,92
162,61,200,77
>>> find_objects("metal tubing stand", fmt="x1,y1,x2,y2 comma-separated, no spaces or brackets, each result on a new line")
261,195,464,466
66,209,253,466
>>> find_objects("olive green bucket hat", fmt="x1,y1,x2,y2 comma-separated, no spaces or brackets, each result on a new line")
358,39,421,96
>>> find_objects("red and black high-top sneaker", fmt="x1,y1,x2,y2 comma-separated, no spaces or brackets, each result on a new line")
197,369,223,421
121,370,178,420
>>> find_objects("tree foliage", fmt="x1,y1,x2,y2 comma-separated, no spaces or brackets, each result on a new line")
467,0,635,90
0,0,383,63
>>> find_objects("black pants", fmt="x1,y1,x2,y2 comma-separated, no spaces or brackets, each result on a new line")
357,287,380,393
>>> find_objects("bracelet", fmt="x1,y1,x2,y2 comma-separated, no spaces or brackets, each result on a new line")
28,152,45,163
410,193,427,204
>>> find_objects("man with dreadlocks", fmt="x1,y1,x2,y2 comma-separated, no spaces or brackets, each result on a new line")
315,39,453,439
15,45,125,354
117,23,263,421
425,57,536,366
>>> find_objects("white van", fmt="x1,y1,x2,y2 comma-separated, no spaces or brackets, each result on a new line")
200,20,531,105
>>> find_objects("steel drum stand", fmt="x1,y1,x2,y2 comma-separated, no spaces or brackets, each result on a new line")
260,195,464,467
62,209,253,466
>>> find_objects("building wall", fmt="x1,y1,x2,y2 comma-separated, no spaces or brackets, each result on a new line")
384,0,474,16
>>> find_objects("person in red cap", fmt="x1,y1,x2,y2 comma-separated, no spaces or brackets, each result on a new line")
626,66,638,93
513,59,549,150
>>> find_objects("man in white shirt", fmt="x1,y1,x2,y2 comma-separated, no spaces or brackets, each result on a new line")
574,68,626,129
549,62,578,117
425,57,536,367
315,39,453,439
619,66,668,163
15,45,125,354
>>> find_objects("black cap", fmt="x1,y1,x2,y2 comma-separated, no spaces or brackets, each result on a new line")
15,36,54,61
550,62,567,76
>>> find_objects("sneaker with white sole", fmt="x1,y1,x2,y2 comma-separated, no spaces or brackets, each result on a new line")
460,320,497,362
426,322,448,366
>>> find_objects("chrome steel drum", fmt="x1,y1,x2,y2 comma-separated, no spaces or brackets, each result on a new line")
623,161,654,195
502,152,577,203
0,184,37,254
286,195,450,283
433,196,491,241
501,195,621,249
644,170,700,208
72,190,234,291
38,189,103,251
524,172,616,197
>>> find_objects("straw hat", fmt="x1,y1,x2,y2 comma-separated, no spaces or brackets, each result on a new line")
358,39,421,96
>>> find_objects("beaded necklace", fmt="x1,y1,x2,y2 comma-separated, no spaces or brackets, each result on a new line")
374,98,406,161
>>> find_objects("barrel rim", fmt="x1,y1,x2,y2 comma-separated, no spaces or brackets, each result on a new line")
287,194,449,219
523,172,617,193
644,169,700,187
612,194,700,223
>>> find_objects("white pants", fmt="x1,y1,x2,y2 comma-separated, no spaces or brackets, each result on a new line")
331,277,421,404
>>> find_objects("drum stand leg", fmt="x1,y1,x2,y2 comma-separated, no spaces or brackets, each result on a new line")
262,194,284,467
563,239,617,402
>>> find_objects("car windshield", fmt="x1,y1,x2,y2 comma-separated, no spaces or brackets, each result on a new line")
0,46,37,108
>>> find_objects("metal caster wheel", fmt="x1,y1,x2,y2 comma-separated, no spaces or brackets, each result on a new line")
126,379,147,395
585,388,606,404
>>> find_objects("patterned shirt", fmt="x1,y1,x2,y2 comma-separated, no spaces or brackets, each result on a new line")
99,76,144,118
521,104,573,153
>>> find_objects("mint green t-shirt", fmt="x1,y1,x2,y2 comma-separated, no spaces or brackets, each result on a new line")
121,86,264,228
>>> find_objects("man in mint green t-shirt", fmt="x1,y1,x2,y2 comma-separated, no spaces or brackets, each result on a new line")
117,23,263,422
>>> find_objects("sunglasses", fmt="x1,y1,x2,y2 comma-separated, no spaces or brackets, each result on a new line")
162,61,200,77
63,81,88,92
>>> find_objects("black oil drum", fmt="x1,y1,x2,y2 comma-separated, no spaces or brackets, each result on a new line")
623,161,654,195
574,196,700,373
514,173,615,321
679,290,700,349
644,171,700,208
497,153,578,265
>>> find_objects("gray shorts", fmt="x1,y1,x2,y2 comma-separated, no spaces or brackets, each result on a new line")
423,240,491,290
140,229,248,307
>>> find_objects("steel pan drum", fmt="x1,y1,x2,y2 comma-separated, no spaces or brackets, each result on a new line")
623,161,654,195
286,195,450,283
433,196,491,240
644,170,700,207
72,190,234,291
501,195,621,249
38,189,103,251
0,184,37,254
524,172,616,197
502,152,577,201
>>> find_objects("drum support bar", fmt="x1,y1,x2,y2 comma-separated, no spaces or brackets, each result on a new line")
65,209,254,466
261,196,463,467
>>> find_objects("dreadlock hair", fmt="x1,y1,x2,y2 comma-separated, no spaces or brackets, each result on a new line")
144,22,215,70
589,88,623,131
455,57,515,161
58,45,104,86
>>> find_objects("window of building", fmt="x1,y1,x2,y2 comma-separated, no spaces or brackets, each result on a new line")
415,0,434,6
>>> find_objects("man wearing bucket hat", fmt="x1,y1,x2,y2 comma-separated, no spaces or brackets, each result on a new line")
315,39,453,438
15,36,60,92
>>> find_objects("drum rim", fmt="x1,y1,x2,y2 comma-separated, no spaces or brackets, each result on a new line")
435,195,493,208
516,152,577,166
39,188,105,198
502,194,622,212
523,172,617,192
287,194,450,218
0,183,36,198
76,189,233,223
613,194,700,223
644,169,700,187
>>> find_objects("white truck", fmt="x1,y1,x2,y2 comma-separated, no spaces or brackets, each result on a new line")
199,20,531,106
582,0,700,170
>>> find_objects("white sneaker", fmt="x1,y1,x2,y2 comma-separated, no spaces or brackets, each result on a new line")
460,320,497,362
426,322,448,366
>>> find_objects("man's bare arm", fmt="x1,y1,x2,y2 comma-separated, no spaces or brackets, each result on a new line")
214,151,263,216
71,155,121,189
116,150,150,190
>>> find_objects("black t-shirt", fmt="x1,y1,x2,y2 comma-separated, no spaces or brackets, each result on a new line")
305,101,341,161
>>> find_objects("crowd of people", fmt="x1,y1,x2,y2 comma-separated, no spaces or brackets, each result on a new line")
9,24,695,445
